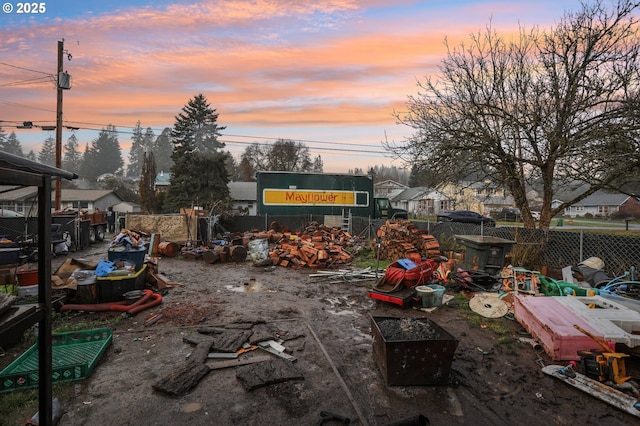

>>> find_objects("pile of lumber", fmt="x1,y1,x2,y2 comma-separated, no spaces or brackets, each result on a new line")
375,220,441,261
265,222,354,269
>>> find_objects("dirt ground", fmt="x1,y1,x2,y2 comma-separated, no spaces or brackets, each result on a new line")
2,239,640,426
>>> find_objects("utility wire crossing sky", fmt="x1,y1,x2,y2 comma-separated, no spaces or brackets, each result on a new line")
0,0,582,172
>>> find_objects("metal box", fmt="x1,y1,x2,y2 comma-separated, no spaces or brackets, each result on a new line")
371,315,458,386
455,235,515,275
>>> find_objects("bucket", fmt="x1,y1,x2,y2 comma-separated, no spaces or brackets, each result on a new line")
17,269,38,287
415,285,435,308
72,269,98,304
248,239,269,264
426,284,446,307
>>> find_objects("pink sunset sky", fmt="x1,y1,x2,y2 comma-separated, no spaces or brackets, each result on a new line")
0,0,581,173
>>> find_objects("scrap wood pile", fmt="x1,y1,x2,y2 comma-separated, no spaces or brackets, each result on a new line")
376,220,441,262
261,222,358,269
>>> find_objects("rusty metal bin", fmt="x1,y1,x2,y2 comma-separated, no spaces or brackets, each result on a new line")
371,315,458,386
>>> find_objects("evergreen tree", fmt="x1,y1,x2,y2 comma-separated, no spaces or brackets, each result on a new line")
153,127,173,173
127,121,144,178
0,126,6,150
0,132,24,156
165,94,229,212
139,151,159,213
312,155,323,172
25,150,36,161
62,134,82,174
238,156,256,181
38,136,56,166
224,151,240,181
79,142,97,180
80,125,124,181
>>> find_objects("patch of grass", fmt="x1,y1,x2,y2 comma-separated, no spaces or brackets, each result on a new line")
0,383,75,426
53,312,125,334
350,248,392,271
0,388,39,426
455,295,514,338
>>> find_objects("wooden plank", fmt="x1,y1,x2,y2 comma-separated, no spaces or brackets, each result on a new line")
208,355,272,370
148,233,161,256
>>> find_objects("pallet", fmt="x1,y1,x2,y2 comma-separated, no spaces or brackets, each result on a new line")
542,364,640,418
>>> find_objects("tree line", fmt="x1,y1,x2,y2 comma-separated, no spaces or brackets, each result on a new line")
0,94,408,214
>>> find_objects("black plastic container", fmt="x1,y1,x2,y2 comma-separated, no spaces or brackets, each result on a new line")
97,264,147,303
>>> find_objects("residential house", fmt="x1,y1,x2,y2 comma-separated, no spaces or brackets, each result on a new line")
229,182,257,215
564,191,640,217
374,180,408,200
154,171,171,193
437,180,513,215
390,187,450,218
0,186,123,216
112,201,141,213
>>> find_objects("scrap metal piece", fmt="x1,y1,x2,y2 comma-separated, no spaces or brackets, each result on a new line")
208,352,239,359
258,340,297,362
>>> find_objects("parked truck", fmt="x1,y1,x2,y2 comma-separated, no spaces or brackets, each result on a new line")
256,171,408,219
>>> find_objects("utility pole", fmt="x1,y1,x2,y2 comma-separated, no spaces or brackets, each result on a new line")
55,40,63,211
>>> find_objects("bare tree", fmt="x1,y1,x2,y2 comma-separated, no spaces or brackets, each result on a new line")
240,139,316,173
388,0,640,229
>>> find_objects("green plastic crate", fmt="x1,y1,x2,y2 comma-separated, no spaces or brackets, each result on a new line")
0,327,112,393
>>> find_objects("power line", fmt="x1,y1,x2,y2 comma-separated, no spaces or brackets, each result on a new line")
0,76,53,88
0,62,53,76
59,121,390,152
3,118,394,157
0,100,56,113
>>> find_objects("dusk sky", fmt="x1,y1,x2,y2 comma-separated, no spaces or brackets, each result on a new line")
0,0,583,173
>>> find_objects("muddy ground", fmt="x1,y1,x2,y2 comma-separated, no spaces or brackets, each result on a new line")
2,239,639,426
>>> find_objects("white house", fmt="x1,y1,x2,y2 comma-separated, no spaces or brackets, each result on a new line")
391,187,450,218
564,191,640,217
228,182,257,215
374,180,408,200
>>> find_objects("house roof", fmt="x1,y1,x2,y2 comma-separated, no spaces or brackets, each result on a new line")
574,191,631,206
155,171,171,186
478,196,514,205
0,188,119,203
374,180,408,189
0,150,76,180
0,185,38,201
229,182,257,201
392,187,429,202
391,187,447,202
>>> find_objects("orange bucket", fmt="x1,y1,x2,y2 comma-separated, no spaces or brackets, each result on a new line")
17,269,38,286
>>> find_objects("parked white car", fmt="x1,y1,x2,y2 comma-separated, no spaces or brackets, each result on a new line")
531,211,541,220
0,208,24,218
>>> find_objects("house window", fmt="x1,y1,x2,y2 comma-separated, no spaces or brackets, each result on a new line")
576,206,584,212
599,206,609,216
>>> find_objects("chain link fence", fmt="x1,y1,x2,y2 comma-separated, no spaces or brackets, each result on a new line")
3,214,638,277
421,222,640,277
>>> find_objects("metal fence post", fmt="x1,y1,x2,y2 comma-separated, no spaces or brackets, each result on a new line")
579,229,584,263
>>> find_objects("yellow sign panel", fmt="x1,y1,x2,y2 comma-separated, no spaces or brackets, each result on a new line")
263,189,362,206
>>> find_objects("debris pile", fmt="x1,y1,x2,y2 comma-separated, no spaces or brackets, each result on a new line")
153,321,305,396
375,220,441,261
